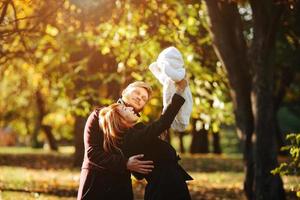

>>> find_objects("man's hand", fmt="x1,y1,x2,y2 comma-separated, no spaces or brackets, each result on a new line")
126,154,154,174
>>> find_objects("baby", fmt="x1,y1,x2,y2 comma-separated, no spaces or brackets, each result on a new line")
149,46,193,132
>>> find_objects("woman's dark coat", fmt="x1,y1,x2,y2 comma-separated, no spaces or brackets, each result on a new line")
77,107,132,200
121,94,193,200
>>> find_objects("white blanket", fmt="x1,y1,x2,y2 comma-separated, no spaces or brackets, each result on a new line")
149,46,193,132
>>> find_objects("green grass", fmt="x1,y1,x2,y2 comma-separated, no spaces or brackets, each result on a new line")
189,171,299,191
0,191,75,200
0,166,79,192
179,153,243,172
0,146,74,155
0,166,298,200
0,147,298,199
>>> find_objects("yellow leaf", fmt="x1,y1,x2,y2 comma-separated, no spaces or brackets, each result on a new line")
173,18,180,27
127,58,137,67
45,25,59,36
101,46,110,54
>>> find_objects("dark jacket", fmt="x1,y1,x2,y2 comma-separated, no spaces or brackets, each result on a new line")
121,94,193,200
77,108,132,200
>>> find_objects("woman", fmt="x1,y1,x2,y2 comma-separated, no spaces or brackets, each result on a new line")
99,80,192,200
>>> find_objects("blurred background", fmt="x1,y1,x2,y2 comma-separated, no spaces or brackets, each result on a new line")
0,0,299,199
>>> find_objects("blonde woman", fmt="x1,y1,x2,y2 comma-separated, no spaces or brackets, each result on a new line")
99,79,192,200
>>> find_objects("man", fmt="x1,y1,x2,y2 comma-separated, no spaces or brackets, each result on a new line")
77,81,154,200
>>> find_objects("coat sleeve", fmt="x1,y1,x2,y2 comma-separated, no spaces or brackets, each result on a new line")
84,109,128,173
129,93,185,142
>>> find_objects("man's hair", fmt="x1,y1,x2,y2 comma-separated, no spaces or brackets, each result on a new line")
122,81,152,98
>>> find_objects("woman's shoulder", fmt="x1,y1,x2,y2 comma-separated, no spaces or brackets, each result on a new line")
90,106,107,115
85,106,105,122
94,106,105,112
123,122,145,137
134,122,146,129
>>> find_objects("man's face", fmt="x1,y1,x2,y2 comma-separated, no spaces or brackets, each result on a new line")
122,87,149,112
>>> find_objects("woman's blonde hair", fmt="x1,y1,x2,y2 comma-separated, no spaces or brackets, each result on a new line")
99,103,132,153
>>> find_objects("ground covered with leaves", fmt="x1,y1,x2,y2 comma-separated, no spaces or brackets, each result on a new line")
0,148,298,200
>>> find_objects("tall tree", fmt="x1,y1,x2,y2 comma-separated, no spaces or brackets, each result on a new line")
203,0,299,199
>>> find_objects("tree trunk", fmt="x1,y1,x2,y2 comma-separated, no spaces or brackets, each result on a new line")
251,64,285,199
204,1,255,198
32,90,58,150
190,128,209,154
251,73,285,200
178,132,185,153
42,125,58,151
199,129,209,153
31,91,43,148
212,131,221,154
73,116,86,167
31,115,42,148
250,1,285,198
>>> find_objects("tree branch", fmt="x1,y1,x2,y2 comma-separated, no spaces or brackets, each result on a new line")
10,0,31,53
0,0,11,24
250,0,285,54
204,0,251,84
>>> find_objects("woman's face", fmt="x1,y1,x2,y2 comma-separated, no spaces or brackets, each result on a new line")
118,105,139,124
